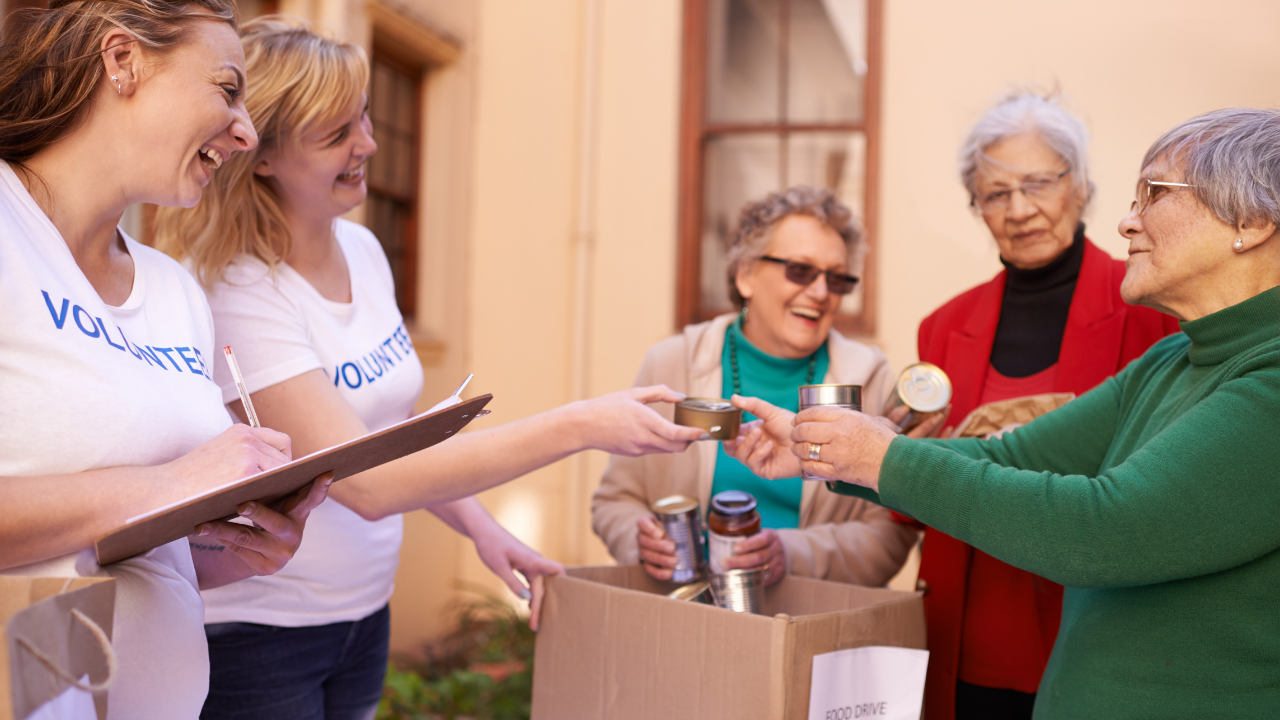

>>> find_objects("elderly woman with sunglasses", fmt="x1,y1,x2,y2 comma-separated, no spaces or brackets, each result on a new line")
731,107,1280,718
592,187,920,588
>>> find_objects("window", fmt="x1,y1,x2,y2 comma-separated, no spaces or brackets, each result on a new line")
677,0,881,334
365,50,423,318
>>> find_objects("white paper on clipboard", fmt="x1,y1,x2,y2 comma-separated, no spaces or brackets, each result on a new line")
807,646,929,720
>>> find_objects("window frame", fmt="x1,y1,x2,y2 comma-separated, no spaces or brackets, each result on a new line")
365,44,425,319
675,0,883,336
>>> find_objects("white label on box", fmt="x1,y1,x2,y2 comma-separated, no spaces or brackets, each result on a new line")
23,675,97,720
707,530,736,574
807,646,929,720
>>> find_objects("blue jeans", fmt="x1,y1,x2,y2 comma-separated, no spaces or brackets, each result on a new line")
201,604,390,720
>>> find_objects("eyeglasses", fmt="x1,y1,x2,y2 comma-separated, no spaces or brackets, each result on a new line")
971,169,1070,213
1131,179,1196,215
757,256,860,295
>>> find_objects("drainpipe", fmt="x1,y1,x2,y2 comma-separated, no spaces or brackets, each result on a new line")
566,0,603,565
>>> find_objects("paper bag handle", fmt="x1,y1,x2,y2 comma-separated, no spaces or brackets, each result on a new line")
14,608,117,693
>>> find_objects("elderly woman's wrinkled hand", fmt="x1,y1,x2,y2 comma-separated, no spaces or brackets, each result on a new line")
723,395,803,479
883,403,950,439
790,406,898,491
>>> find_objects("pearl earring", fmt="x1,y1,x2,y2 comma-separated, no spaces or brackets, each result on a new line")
1235,238,1245,252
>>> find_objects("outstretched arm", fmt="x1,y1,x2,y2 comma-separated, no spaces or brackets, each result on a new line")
239,369,706,521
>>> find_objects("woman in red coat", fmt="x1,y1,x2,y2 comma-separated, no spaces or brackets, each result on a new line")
909,93,1178,720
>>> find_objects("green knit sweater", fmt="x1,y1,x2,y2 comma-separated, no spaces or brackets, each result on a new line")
839,286,1280,717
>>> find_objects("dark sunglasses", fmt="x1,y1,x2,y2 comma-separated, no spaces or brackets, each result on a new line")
758,256,860,295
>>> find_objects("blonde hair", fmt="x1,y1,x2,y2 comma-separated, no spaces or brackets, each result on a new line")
155,15,368,286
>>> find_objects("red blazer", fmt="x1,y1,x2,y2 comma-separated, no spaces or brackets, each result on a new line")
912,239,1179,720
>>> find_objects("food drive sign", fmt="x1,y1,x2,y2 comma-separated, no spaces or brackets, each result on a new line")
807,646,929,720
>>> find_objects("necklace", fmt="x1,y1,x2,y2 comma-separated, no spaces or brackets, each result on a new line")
728,325,818,398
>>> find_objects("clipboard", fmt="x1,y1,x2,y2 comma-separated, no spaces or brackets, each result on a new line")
94,394,493,565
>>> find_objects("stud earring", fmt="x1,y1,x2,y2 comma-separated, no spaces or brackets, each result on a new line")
1235,238,1245,252
110,75,120,94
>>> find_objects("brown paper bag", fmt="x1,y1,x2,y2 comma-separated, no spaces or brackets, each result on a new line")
1,577,116,720
951,392,1076,438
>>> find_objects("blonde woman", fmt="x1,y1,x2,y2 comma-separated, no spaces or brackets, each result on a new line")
156,18,702,719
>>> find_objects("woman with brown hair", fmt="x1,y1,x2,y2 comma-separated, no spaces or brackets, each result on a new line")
0,2,331,717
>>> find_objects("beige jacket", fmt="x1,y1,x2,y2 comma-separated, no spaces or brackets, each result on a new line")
591,313,917,586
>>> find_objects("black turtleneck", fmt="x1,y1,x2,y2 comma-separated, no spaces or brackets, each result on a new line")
989,224,1085,378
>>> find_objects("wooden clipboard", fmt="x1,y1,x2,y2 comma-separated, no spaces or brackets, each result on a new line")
94,394,493,565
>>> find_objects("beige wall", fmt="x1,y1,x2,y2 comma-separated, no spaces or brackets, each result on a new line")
290,0,1280,655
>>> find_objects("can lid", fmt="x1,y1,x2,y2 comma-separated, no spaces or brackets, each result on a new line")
652,495,699,515
678,398,736,412
711,490,757,516
897,363,951,412
667,581,711,601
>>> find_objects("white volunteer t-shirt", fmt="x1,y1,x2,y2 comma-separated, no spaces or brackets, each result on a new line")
199,219,423,627
0,162,232,720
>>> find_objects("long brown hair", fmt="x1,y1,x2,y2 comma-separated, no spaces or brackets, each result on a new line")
0,0,236,166
155,16,368,287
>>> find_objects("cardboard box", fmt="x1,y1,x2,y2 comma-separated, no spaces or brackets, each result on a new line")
531,565,925,720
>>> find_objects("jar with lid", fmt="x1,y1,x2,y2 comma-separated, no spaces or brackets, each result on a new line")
706,490,761,574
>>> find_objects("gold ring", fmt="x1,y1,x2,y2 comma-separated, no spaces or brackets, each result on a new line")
808,443,821,461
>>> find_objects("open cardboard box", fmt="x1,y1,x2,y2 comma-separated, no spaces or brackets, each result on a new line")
531,565,925,720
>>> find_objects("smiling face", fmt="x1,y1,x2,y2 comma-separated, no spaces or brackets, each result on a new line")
734,214,849,359
130,20,257,207
975,133,1086,269
1117,155,1238,317
253,93,376,226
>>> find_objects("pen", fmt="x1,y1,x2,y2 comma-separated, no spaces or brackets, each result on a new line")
223,345,260,428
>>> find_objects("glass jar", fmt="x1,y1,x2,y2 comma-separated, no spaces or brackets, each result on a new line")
706,490,761,574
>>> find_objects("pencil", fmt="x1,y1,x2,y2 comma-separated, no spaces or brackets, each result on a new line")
223,345,261,428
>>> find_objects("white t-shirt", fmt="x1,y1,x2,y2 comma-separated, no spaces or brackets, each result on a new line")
199,219,423,627
0,162,232,720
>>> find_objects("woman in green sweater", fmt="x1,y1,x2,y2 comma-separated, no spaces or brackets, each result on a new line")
728,107,1280,717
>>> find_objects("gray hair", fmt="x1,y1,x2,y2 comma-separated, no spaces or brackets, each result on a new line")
724,186,863,310
958,91,1095,209
1142,108,1280,229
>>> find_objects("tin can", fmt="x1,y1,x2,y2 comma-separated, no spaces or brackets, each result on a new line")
797,384,861,482
673,398,742,440
883,362,952,433
650,495,707,583
708,568,767,614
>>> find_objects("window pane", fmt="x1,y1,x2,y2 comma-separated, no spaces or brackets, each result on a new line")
706,0,781,125
369,59,417,198
365,191,412,311
788,0,865,124
787,131,867,314
701,134,782,315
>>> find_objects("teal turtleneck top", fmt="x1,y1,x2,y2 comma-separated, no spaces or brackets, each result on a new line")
713,315,830,529
839,286,1280,717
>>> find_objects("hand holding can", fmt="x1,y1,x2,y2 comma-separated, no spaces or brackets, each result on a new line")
883,363,951,433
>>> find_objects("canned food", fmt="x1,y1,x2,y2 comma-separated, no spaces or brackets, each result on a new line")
706,491,761,574
884,362,952,433
650,495,707,583
673,398,742,440
797,384,861,481
708,568,767,614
